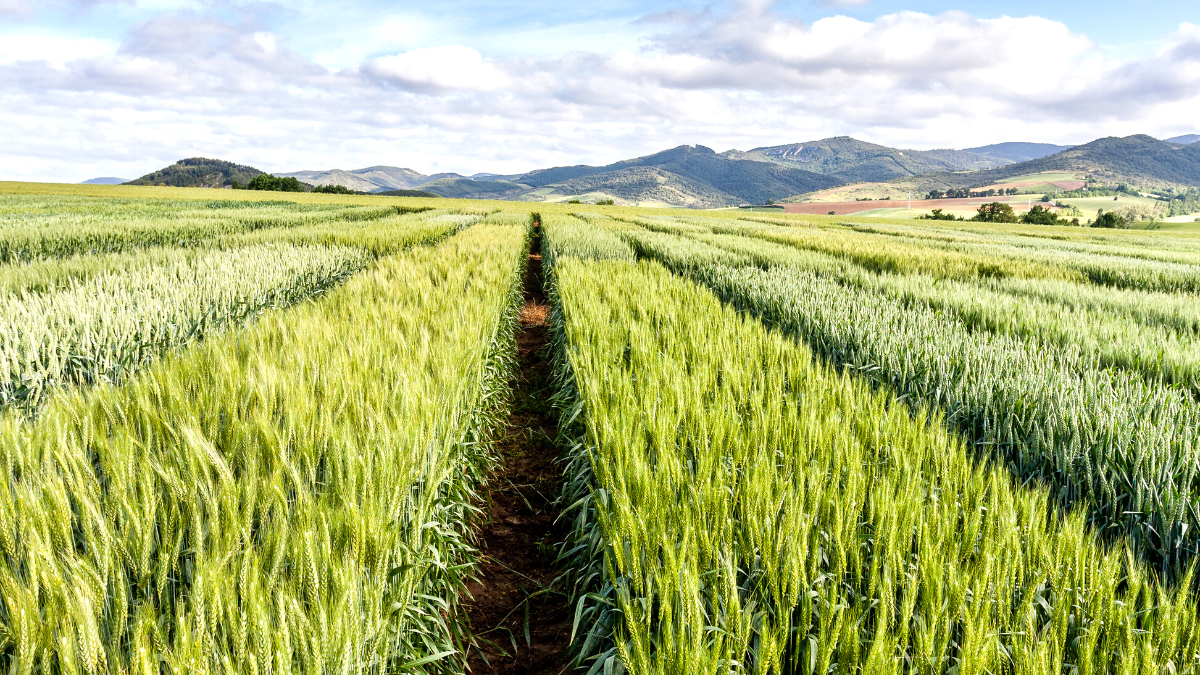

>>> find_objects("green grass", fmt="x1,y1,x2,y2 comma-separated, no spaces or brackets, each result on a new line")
1063,195,1162,212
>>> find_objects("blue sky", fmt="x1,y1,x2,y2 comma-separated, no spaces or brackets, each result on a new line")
1,0,1198,181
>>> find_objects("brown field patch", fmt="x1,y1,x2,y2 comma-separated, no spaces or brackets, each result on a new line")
783,196,1064,216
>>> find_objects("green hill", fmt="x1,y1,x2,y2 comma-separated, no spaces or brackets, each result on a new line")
374,189,441,198
549,166,735,207
419,177,529,199
278,166,429,192
125,158,264,188
504,144,839,205
745,137,1010,183
260,134,1200,208
892,135,1200,193
964,142,1074,163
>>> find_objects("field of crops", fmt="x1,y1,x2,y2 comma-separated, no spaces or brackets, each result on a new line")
3,184,1200,673
543,212,1200,673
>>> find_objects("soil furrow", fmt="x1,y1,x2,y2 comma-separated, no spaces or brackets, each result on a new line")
465,221,570,673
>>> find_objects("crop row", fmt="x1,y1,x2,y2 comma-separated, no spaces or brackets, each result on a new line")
0,243,367,410
643,217,1200,394
0,195,446,262
721,216,1200,293
611,216,1200,577
0,206,480,411
0,220,528,672
545,233,1200,673
221,212,478,258
0,209,470,298
842,220,1200,267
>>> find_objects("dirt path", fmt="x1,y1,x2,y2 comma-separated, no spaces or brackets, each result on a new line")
465,223,571,673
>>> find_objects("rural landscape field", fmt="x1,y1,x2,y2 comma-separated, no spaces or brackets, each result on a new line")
6,0,1200,672
2,179,1200,673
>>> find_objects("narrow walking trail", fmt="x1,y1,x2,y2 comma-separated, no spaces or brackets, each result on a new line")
465,222,571,673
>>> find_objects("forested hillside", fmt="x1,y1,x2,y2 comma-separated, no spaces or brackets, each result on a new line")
125,158,263,188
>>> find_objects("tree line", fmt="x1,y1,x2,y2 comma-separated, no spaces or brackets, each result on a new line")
920,202,1081,226
231,175,311,192
925,187,1021,199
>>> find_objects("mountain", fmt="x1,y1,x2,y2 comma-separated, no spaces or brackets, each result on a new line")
375,189,442,198
266,134,1200,208
549,166,734,207
511,144,839,206
276,166,526,193
874,135,1200,194
743,137,1010,183
964,142,1074,163
125,158,263,188
272,138,1081,207
1167,134,1200,145
277,166,427,193
470,172,525,181
81,177,130,185
417,177,529,199
278,145,836,206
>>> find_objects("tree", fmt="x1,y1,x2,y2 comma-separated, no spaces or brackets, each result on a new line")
918,208,962,221
312,184,356,194
1021,205,1059,225
1094,212,1127,228
1041,193,1052,202
247,174,307,192
972,202,1018,223
926,189,944,199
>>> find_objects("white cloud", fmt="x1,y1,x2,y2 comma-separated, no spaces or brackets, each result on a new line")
3,7,1200,182
363,45,510,94
0,33,118,65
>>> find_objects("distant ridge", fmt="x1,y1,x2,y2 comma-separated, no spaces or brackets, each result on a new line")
964,142,1074,163
276,166,529,193
1167,134,1200,145
877,135,1200,194
81,177,129,185
278,166,427,193
262,133,1200,208
375,189,441,198
743,137,1010,183
126,158,263,188
517,144,839,206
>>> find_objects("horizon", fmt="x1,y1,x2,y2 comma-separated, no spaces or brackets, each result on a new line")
2,0,1199,182
78,134,1189,184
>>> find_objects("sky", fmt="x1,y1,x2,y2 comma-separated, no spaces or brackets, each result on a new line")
1,0,1198,181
